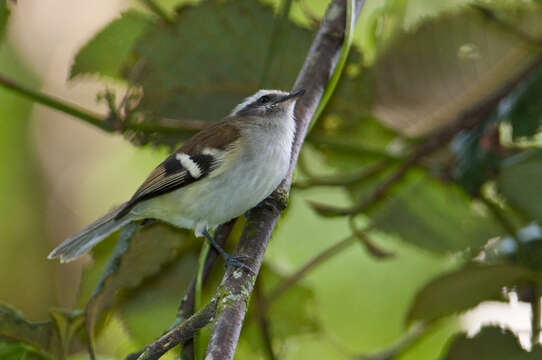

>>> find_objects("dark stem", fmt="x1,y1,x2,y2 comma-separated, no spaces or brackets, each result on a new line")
294,160,390,189
0,72,112,132
356,324,427,360
479,194,523,251
136,299,217,360
472,4,542,46
254,280,277,360
349,219,393,259
0,72,202,137
266,235,357,304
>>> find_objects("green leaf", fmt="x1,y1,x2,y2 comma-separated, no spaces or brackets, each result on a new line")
0,342,48,360
70,10,152,79
371,171,502,254
407,264,534,324
309,49,398,170
0,0,9,41
505,67,542,139
445,326,542,360
131,0,313,130
119,252,198,346
0,305,82,359
451,117,502,195
0,305,56,355
498,150,542,222
372,5,542,138
82,222,196,349
240,264,320,356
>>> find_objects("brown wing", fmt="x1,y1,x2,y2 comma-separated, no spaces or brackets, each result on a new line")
115,120,240,218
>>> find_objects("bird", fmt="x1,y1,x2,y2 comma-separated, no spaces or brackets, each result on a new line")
48,88,305,270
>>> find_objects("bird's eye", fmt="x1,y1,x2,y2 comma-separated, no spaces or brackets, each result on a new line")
257,95,271,105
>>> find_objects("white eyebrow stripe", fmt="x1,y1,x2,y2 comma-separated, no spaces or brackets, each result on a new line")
175,153,202,178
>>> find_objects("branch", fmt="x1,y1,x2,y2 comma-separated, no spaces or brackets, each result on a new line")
356,323,427,360
136,299,217,360
0,72,202,137
0,72,112,132
125,223,235,360
294,160,389,189
177,221,235,360
205,1,367,359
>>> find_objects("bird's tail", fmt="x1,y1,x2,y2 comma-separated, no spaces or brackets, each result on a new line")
48,204,132,263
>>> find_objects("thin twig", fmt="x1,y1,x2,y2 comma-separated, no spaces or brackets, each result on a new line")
139,0,173,24
0,72,204,137
136,299,217,360
349,219,393,259
0,72,112,132
266,235,358,304
254,280,277,360
306,133,403,161
479,194,523,251
472,4,542,47
294,161,389,189
356,323,427,360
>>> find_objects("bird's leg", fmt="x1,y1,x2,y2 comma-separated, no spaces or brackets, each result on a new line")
202,228,254,274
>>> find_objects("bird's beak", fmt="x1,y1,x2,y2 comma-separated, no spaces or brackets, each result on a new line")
274,89,306,104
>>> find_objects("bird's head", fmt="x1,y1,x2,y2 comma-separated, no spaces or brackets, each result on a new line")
230,89,305,120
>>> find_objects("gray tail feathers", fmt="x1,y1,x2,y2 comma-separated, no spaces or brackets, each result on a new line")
48,203,132,263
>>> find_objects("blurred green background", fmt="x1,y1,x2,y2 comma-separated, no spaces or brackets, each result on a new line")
1,0,542,359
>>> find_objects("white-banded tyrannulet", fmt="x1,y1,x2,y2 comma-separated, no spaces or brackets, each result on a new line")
48,89,305,270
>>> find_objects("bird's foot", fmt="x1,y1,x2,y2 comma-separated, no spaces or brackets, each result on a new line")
202,228,254,275
222,253,254,275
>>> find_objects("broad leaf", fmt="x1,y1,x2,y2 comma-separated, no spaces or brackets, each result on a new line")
445,326,542,360
0,342,48,360
132,0,313,124
451,117,502,195
498,150,542,222
70,10,152,79
504,67,542,139
372,6,542,137
119,252,198,346
371,171,502,254
0,305,83,358
0,305,56,355
82,222,196,348
310,65,398,170
407,264,534,324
